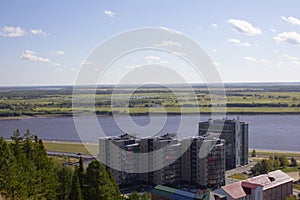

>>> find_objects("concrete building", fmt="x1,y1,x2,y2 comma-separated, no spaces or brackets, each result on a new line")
140,133,182,187
99,133,226,189
99,134,140,187
198,118,249,170
213,170,294,200
181,136,226,189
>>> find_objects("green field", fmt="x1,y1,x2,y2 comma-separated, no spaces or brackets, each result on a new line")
2,83,300,117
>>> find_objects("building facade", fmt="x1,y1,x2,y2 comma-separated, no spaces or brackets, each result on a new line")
181,137,226,189
198,118,249,170
99,133,225,189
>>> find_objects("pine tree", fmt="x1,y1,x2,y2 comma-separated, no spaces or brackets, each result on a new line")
290,157,297,167
56,166,73,200
128,191,140,200
251,149,256,157
85,160,121,200
78,157,84,191
69,167,83,200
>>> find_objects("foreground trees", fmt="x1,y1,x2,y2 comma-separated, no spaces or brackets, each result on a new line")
0,130,122,200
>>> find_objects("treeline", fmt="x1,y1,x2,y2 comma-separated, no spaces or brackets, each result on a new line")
0,130,150,200
251,154,298,176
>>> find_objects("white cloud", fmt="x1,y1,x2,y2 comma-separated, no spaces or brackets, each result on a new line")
0,26,25,37
281,16,300,26
244,56,272,65
145,55,160,60
213,62,222,67
155,40,182,47
21,50,50,63
30,29,46,36
56,50,65,55
228,38,251,47
212,49,217,53
81,60,93,65
284,54,299,61
211,23,218,28
291,61,300,65
125,65,141,70
228,19,262,35
104,10,115,18
244,56,257,62
159,27,181,34
274,32,300,45
53,62,61,67
160,60,171,64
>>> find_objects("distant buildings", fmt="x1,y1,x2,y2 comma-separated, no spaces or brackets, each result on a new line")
99,133,225,189
198,118,249,170
213,170,294,200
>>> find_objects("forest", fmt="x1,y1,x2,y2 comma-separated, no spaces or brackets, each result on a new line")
0,130,150,200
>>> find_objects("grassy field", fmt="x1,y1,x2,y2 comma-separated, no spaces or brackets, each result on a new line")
228,173,248,180
2,83,300,117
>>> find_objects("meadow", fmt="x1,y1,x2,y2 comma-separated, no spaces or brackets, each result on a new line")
1,83,300,117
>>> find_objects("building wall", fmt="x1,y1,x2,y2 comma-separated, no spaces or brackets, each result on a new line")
198,118,249,170
263,181,293,200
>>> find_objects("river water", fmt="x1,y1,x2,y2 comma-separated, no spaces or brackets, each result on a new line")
0,115,299,151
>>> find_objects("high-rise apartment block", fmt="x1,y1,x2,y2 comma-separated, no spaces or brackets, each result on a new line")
99,133,225,189
198,118,249,170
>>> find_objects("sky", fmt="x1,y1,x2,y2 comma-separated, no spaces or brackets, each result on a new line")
1,1,300,86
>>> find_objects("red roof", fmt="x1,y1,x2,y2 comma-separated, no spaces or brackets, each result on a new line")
222,182,246,199
244,170,294,190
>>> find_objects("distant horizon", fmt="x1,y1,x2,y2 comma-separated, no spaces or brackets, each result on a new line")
1,81,300,88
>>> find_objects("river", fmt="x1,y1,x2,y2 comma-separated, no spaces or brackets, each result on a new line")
0,115,299,151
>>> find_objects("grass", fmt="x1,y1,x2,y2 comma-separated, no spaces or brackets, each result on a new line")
43,142,98,155
281,167,300,173
294,184,300,191
228,173,248,180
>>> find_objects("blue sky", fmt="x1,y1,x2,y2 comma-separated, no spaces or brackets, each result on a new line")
1,1,300,86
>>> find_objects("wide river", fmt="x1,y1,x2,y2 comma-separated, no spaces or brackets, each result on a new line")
0,115,299,152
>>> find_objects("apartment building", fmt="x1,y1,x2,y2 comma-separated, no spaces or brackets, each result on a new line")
213,170,294,200
199,118,249,170
181,136,226,189
99,134,140,187
99,133,225,189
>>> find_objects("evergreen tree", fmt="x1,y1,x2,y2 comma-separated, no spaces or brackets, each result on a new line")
141,193,151,200
128,191,140,200
78,157,84,191
290,157,297,167
251,149,256,157
279,155,289,167
69,166,83,200
85,160,121,200
56,166,73,200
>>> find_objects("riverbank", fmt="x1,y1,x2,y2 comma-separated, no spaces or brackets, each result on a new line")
2,111,300,121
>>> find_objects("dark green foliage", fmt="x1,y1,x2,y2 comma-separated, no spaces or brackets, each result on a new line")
0,131,123,200
69,166,83,200
279,155,289,167
78,157,84,191
251,149,256,157
0,130,58,199
56,166,73,200
251,159,274,175
290,157,297,167
84,160,122,200
128,191,141,200
141,193,151,200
